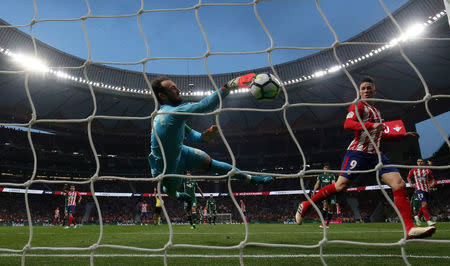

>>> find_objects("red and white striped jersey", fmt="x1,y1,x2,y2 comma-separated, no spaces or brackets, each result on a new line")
345,101,383,154
408,168,435,192
240,202,246,212
66,191,81,206
203,208,208,216
141,203,148,213
54,209,60,217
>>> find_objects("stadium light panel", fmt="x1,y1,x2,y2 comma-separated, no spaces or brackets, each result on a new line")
402,23,425,40
11,53,49,73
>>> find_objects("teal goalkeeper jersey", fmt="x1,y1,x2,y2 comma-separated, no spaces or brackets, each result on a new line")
318,173,336,188
150,89,228,174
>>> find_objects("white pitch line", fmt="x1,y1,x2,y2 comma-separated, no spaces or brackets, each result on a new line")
0,253,448,259
5,230,448,235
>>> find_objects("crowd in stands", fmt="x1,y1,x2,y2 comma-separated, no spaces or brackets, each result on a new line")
1,182,449,225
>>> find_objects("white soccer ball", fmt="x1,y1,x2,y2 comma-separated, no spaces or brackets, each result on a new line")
250,73,281,102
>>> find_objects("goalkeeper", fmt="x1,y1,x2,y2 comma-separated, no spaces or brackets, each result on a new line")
149,74,273,204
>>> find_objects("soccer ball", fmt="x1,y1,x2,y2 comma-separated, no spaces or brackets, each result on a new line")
250,73,281,102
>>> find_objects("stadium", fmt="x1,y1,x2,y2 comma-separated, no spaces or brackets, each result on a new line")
0,0,449,265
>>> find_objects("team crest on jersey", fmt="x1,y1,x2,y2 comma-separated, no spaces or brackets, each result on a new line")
393,126,402,132
346,111,354,119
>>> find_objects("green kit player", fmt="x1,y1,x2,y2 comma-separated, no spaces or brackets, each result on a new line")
411,192,422,226
312,164,336,228
184,174,204,229
207,194,217,225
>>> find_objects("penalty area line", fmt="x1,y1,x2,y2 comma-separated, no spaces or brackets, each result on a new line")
0,254,448,259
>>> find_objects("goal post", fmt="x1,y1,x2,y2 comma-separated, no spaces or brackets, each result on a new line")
215,213,232,224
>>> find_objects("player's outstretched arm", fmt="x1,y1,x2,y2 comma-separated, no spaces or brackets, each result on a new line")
176,74,255,114
382,131,419,141
407,171,414,189
312,179,320,196
197,185,204,199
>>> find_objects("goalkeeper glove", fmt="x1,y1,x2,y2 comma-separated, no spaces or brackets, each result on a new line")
201,125,219,142
222,73,255,92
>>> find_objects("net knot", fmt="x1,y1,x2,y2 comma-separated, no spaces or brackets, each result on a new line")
422,93,432,102
90,175,99,182
375,162,383,171
23,180,33,187
22,244,31,252
90,244,99,251
298,169,306,178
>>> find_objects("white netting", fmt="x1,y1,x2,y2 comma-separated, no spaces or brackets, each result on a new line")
0,0,449,265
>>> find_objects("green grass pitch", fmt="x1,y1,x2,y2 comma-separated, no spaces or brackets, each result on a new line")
0,222,449,265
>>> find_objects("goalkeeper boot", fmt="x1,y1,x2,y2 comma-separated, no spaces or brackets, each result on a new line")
64,226,70,229
249,176,273,185
295,202,307,225
414,215,421,226
427,220,436,226
407,226,436,239
190,224,196,230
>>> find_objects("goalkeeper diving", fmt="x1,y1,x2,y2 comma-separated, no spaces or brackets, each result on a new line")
149,74,273,204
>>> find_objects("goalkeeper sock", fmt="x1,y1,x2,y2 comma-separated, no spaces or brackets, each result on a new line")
213,216,216,225
188,215,193,226
393,188,414,230
303,184,337,211
421,207,430,221
209,159,250,181
158,217,161,225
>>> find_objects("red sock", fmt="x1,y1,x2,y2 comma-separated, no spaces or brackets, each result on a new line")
72,217,76,225
68,217,72,226
393,188,414,230
421,207,430,221
417,208,423,217
304,184,337,211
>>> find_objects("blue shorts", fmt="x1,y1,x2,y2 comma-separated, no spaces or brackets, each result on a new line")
141,212,148,218
148,145,208,198
68,206,76,214
415,190,429,202
340,150,398,180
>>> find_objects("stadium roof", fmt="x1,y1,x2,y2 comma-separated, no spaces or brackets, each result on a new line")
0,0,449,135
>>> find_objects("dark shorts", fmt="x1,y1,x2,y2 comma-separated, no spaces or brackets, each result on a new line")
416,190,429,203
323,195,336,205
68,206,76,214
340,150,399,179
412,200,421,212
141,212,148,218
155,207,162,215
184,198,197,211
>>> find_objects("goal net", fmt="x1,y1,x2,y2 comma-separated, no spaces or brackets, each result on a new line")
0,0,449,265
216,213,232,224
